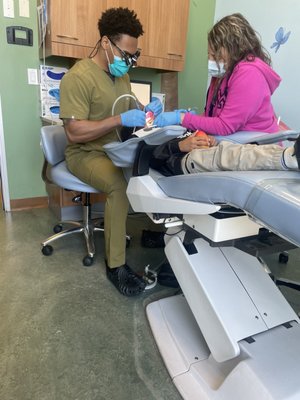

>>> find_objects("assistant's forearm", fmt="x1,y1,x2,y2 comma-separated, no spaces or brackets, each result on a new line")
181,113,234,136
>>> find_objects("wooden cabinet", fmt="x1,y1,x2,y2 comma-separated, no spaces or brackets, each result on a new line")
137,0,190,71
45,0,107,59
107,0,189,70
44,0,190,71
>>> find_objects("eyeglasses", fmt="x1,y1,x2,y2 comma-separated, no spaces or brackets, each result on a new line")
109,38,141,67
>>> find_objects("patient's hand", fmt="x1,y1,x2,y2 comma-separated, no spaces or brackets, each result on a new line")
207,135,217,147
178,133,217,152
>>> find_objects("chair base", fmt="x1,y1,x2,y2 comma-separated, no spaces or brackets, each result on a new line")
42,201,131,266
41,202,104,266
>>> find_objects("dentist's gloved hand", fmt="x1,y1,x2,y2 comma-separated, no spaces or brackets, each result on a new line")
120,109,146,127
154,110,182,127
145,98,163,116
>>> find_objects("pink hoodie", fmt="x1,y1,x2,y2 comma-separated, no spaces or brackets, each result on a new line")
182,58,281,135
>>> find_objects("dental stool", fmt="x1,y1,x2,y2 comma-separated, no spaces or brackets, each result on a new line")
40,125,104,266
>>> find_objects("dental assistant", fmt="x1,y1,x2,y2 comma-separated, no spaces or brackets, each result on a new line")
155,13,281,137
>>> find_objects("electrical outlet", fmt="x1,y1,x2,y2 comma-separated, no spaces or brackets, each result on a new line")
27,69,39,85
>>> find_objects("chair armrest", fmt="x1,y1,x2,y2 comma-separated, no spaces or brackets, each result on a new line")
214,130,300,145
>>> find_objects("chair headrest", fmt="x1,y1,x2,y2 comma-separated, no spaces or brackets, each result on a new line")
40,125,67,165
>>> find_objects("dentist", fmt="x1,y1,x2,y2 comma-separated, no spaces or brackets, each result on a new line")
60,7,161,296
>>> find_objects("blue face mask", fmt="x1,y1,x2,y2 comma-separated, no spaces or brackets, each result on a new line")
106,43,130,77
108,55,130,77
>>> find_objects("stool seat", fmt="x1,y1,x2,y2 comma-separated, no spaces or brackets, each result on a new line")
51,161,100,193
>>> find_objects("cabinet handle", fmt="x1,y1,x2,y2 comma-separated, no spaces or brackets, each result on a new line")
56,34,79,40
167,53,183,58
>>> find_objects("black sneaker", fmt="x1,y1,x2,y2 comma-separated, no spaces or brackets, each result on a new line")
106,264,146,297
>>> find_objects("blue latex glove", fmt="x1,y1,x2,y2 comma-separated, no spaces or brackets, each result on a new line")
145,98,163,116
154,110,181,127
120,109,146,127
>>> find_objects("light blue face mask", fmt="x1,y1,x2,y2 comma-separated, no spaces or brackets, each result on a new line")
208,60,226,78
106,43,130,77
108,55,130,77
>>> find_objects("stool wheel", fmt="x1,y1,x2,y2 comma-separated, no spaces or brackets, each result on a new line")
279,252,289,264
42,245,53,256
53,224,63,234
83,255,94,267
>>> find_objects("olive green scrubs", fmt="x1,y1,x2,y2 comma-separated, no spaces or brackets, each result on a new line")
60,58,132,267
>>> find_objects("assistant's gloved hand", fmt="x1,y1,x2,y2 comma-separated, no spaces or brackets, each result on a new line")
154,110,181,127
120,109,146,127
145,98,163,116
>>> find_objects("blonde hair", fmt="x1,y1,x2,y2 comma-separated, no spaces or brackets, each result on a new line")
208,13,271,74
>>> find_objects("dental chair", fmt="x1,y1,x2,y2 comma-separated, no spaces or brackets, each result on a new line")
105,126,300,400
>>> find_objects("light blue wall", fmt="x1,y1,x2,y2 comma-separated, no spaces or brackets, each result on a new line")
214,0,299,129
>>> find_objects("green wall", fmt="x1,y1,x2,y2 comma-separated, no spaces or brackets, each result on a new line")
0,0,44,200
179,0,216,112
0,0,215,203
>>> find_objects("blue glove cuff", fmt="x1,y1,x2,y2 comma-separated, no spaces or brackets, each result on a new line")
120,113,126,126
175,110,182,124
174,109,188,113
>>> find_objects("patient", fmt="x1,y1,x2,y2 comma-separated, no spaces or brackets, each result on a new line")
149,133,300,176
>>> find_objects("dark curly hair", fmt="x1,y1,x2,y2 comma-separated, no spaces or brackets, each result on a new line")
98,7,144,40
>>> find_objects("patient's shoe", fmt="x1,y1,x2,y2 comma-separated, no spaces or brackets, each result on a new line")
106,264,146,297
294,135,300,168
282,136,300,169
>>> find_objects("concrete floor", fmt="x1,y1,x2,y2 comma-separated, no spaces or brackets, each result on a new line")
1,207,300,400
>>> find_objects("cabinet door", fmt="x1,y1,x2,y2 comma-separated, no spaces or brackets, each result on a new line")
104,0,149,54
50,0,106,47
50,0,79,45
143,0,189,59
77,1,108,48
106,0,189,70
48,0,189,70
